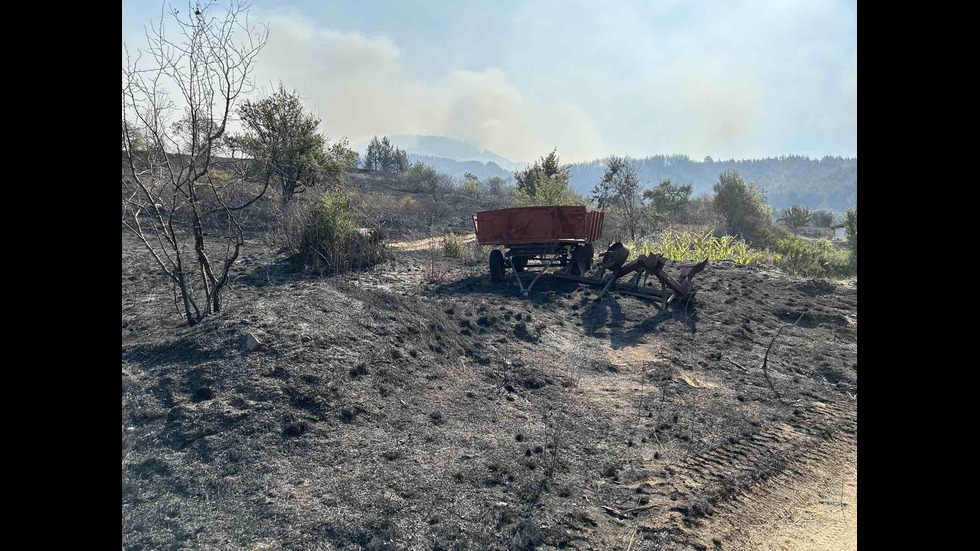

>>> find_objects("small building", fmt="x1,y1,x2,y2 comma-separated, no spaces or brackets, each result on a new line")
775,218,834,239
830,223,847,240
797,226,834,239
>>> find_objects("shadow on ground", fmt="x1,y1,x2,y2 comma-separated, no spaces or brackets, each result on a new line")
581,294,699,349
429,272,582,300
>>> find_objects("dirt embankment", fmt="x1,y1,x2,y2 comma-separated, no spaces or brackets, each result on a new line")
122,232,856,550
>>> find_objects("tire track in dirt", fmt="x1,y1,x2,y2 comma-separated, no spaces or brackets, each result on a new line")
562,304,858,550
628,397,856,549
699,431,857,550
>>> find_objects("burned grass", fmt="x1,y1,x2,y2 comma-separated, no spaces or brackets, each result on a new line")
122,232,856,549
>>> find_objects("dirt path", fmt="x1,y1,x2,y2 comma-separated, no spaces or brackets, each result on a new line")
389,232,476,251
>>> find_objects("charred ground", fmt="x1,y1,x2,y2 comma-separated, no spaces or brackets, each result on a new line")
122,231,856,550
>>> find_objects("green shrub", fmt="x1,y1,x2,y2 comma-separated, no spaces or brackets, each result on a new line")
443,232,464,258
811,209,836,227
511,149,585,207
771,237,852,278
511,172,586,206
401,162,450,192
643,179,694,230
844,207,857,254
844,207,857,274
462,173,481,194
297,193,387,273
312,193,354,238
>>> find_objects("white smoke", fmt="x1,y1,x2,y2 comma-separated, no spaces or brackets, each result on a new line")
123,1,856,163
248,8,608,163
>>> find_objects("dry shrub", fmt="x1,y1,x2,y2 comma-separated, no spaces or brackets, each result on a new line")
346,192,406,237
400,195,419,210
468,240,491,263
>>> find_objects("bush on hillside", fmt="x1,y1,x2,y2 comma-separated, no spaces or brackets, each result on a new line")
295,193,387,274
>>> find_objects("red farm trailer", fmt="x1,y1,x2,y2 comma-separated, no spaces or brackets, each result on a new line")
473,206,603,287
473,205,707,308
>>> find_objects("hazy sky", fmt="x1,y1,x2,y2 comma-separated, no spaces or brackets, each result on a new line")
122,0,857,163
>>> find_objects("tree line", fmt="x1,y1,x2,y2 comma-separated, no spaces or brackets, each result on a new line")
510,149,856,251
400,151,857,212
567,154,856,212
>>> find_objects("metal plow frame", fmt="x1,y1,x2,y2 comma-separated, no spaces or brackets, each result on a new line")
552,244,708,310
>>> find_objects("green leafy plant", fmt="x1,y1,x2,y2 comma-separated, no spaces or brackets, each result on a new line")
462,173,481,194
844,208,857,254
230,85,354,204
844,207,857,273
512,149,585,207
643,179,693,229
625,230,764,265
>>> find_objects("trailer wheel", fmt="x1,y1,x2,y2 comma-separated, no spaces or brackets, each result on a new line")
489,249,505,282
513,256,527,272
571,243,594,275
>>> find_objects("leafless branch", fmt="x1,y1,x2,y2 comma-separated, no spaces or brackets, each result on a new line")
761,310,807,403
122,0,268,325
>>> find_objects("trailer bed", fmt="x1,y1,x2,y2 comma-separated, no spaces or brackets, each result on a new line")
473,206,603,246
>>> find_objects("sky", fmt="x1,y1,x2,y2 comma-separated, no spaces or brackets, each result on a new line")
122,0,857,164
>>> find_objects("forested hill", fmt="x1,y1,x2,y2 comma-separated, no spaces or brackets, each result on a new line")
567,155,857,211
406,151,856,212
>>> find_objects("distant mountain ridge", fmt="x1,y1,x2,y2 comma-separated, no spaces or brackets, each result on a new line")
403,154,516,183
354,134,521,171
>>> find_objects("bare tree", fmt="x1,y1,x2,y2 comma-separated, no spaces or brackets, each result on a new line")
122,1,269,325
401,162,454,228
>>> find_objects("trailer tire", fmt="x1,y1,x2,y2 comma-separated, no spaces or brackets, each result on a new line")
571,243,594,276
489,249,505,282
513,256,527,272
